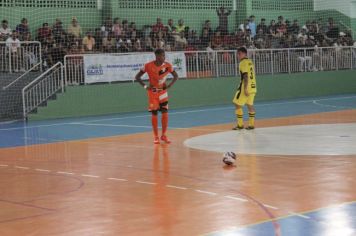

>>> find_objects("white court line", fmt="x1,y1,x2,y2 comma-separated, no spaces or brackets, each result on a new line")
57,171,74,175
312,100,350,109
35,169,51,172
107,178,128,181
0,164,9,167
263,204,279,210
71,123,152,129
1,95,354,132
195,190,218,196
288,211,311,219
166,185,188,190
135,180,157,185
15,166,30,170
224,195,249,202
81,174,100,178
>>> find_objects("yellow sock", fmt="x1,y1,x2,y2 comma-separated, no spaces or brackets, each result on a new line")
248,112,255,127
235,108,243,127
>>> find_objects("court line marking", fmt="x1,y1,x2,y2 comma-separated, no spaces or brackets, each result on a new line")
0,95,355,131
195,190,218,196
15,166,30,170
0,164,8,167
166,185,188,190
35,169,51,172
2,162,354,233
81,174,100,178
56,171,74,175
107,178,128,181
135,180,157,185
203,200,356,236
224,195,249,202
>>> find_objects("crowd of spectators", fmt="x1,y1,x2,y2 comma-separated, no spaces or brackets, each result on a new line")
0,9,355,68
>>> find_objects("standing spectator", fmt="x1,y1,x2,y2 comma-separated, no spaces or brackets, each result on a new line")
68,17,82,40
216,6,232,35
82,31,95,52
248,15,256,38
0,20,12,40
290,20,300,35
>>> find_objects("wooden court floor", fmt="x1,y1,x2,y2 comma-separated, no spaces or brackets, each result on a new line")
0,109,355,235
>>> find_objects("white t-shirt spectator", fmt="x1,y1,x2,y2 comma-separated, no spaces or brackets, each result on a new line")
0,26,12,38
6,37,21,53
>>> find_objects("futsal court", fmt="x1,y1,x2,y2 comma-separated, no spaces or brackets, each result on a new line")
0,94,355,236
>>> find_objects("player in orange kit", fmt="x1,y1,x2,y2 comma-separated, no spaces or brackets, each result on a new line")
135,49,179,144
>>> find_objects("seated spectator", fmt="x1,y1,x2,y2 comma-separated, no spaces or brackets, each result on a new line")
176,19,186,33
16,18,30,39
152,17,165,33
238,19,249,32
37,23,51,43
202,20,213,39
200,28,211,49
52,19,66,42
68,17,82,40
268,20,277,37
112,17,122,38
93,28,103,51
174,31,187,50
121,20,129,39
82,31,95,52
211,31,223,50
257,18,267,35
101,17,112,37
0,20,12,40
102,32,116,52
290,20,300,35
6,31,22,72
132,38,142,52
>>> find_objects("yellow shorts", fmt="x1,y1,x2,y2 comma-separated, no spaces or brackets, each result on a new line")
232,90,256,106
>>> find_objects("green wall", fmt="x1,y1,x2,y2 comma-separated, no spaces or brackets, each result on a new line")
29,70,356,120
0,7,101,36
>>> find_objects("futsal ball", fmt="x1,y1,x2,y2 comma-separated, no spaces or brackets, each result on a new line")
222,151,237,165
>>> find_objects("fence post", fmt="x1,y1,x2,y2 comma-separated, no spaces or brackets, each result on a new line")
195,51,199,78
270,50,273,75
287,48,291,74
215,51,219,78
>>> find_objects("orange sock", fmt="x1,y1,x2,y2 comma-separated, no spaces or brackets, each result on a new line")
161,112,168,136
151,114,158,137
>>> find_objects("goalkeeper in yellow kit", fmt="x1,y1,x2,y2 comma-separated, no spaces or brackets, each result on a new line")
232,47,257,130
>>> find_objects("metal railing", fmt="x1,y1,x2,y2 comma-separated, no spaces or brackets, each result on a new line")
2,62,41,90
0,41,42,73
22,62,64,119
64,46,356,85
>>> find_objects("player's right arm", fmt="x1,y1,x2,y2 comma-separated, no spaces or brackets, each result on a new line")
135,68,149,90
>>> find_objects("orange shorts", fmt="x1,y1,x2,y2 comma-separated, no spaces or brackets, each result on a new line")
147,89,169,111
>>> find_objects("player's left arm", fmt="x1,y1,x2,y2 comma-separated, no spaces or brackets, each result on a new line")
165,70,178,89
242,72,249,96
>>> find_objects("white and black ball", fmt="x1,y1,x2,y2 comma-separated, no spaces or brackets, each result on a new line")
222,151,237,165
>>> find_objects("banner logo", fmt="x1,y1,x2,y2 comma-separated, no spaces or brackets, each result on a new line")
86,64,103,75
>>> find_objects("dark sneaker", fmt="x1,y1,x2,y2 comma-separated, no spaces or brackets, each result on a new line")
245,126,255,130
232,126,244,130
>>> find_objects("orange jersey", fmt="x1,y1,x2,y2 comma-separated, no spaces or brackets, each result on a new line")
141,61,174,89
